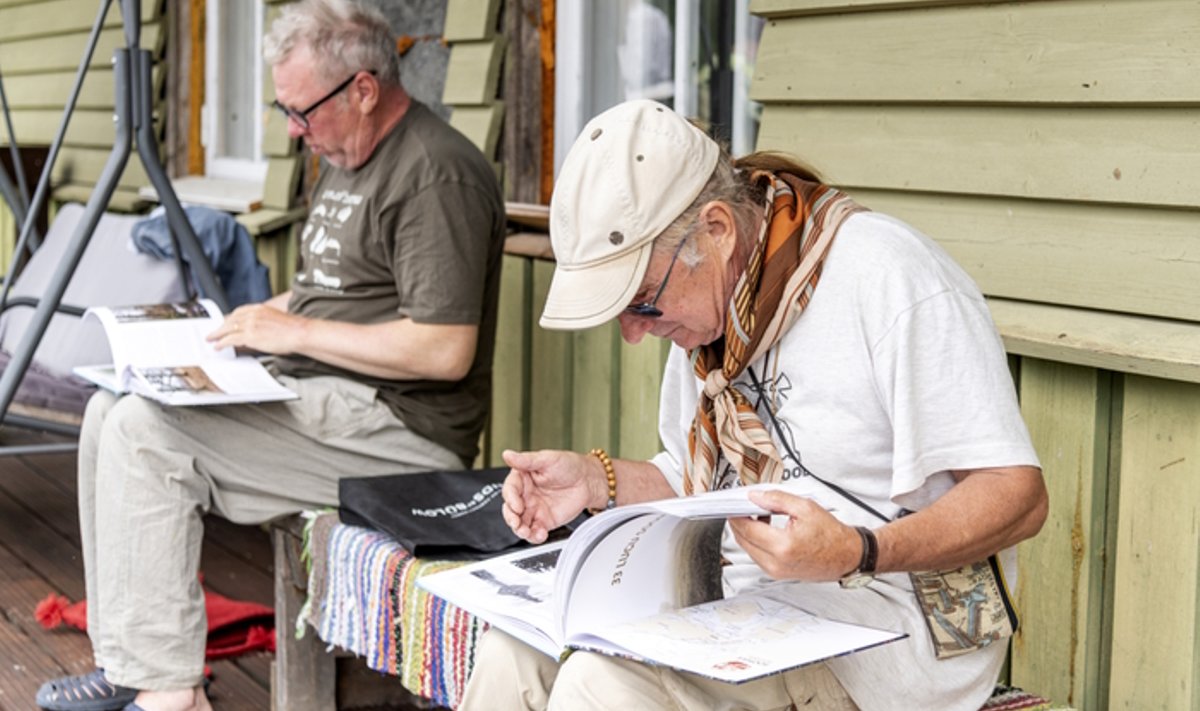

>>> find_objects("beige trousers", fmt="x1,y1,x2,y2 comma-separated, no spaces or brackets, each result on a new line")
460,629,860,711
78,375,462,690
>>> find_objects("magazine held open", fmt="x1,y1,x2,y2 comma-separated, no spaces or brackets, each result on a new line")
418,484,906,684
73,300,296,406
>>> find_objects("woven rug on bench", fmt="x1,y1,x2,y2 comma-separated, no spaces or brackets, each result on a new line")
302,512,1068,711
979,684,1056,710
303,512,487,709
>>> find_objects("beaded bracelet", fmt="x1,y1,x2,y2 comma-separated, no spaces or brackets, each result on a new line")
588,448,617,514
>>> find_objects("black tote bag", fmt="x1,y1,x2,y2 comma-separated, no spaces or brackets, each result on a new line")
338,467,522,560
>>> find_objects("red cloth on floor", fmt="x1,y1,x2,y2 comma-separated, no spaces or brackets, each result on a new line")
35,585,275,659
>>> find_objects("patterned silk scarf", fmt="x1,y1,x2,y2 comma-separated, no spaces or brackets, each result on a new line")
683,172,867,495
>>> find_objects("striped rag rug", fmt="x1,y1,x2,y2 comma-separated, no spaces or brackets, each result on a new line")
303,511,488,709
980,685,1062,710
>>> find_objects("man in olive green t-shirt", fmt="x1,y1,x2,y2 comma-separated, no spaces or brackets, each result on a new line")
36,2,504,710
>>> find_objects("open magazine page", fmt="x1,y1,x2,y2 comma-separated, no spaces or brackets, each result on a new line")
417,541,567,659
556,513,728,650
569,584,906,683
551,484,779,622
129,359,297,406
83,300,230,377
72,364,122,395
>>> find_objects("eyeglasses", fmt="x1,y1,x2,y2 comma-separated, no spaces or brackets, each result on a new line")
625,233,691,318
272,70,375,130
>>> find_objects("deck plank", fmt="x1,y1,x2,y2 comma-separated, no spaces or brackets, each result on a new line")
0,539,93,711
0,437,275,708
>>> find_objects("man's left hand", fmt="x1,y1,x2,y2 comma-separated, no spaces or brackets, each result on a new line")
207,303,307,354
727,489,862,582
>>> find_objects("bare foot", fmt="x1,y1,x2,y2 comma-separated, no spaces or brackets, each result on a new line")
131,685,212,711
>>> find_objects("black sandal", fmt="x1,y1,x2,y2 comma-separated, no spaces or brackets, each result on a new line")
35,668,138,711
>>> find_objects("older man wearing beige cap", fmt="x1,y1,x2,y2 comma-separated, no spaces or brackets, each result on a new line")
460,99,1048,711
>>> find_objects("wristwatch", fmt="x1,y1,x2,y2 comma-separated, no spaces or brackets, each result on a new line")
838,526,878,589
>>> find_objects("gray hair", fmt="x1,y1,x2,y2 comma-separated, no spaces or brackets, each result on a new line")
263,0,401,88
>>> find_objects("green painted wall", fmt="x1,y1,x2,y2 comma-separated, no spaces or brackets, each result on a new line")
751,1,1200,708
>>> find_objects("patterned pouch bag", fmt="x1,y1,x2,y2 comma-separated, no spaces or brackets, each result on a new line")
908,556,1019,659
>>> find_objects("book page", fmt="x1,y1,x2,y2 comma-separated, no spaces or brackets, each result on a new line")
551,484,779,638
129,360,296,406
198,360,295,399
570,584,906,683
558,513,727,649
416,541,567,659
72,364,123,394
84,300,230,375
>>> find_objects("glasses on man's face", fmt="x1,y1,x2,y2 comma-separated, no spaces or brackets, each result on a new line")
272,70,374,130
625,233,692,318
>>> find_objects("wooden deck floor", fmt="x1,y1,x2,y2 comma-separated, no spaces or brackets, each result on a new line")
0,427,274,710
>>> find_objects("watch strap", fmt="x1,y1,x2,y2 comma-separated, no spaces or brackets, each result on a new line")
855,525,879,575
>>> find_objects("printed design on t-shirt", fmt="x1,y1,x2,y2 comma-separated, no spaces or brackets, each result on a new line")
296,189,362,293
745,369,813,483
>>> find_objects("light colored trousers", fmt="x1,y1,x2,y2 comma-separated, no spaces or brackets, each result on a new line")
460,629,860,711
78,375,461,690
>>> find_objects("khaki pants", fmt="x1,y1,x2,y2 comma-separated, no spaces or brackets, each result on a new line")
78,375,461,690
460,629,860,711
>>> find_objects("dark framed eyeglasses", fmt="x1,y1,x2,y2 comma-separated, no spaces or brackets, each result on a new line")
625,233,692,318
272,70,375,130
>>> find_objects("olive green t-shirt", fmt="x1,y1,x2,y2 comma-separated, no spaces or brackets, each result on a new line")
274,102,505,464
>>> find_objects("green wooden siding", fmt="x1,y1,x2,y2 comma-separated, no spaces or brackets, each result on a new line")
0,0,167,213
1109,377,1200,709
443,1,506,181
1014,360,1115,711
752,0,1200,708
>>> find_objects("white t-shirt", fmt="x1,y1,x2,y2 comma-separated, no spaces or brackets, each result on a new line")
649,212,1040,711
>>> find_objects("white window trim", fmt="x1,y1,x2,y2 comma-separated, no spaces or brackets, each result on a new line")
554,2,590,174
203,0,268,183
672,1,699,119
731,0,755,156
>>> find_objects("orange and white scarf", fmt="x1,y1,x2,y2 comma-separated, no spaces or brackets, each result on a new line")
684,173,866,494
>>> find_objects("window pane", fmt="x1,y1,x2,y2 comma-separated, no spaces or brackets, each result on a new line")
576,1,762,153
587,1,676,112
215,0,258,161
618,0,675,103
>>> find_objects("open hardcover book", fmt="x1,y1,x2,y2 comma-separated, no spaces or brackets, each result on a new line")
72,300,297,406
418,484,905,684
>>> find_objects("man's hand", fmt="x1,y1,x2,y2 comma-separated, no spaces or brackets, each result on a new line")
727,489,862,582
500,449,601,544
207,303,306,354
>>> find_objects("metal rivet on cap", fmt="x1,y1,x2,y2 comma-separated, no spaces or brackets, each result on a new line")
590,128,603,140
609,231,624,245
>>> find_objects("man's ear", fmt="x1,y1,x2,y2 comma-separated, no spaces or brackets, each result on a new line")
353,71,379,113
700,201,737,261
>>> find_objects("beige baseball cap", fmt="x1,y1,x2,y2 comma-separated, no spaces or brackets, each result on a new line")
539,99,720,330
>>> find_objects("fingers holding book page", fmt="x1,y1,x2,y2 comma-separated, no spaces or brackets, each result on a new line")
729,488,861,582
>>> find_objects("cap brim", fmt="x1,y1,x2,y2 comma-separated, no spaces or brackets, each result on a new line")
539,242,653,330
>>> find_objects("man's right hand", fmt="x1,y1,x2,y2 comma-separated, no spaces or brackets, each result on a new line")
500,449,602,544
